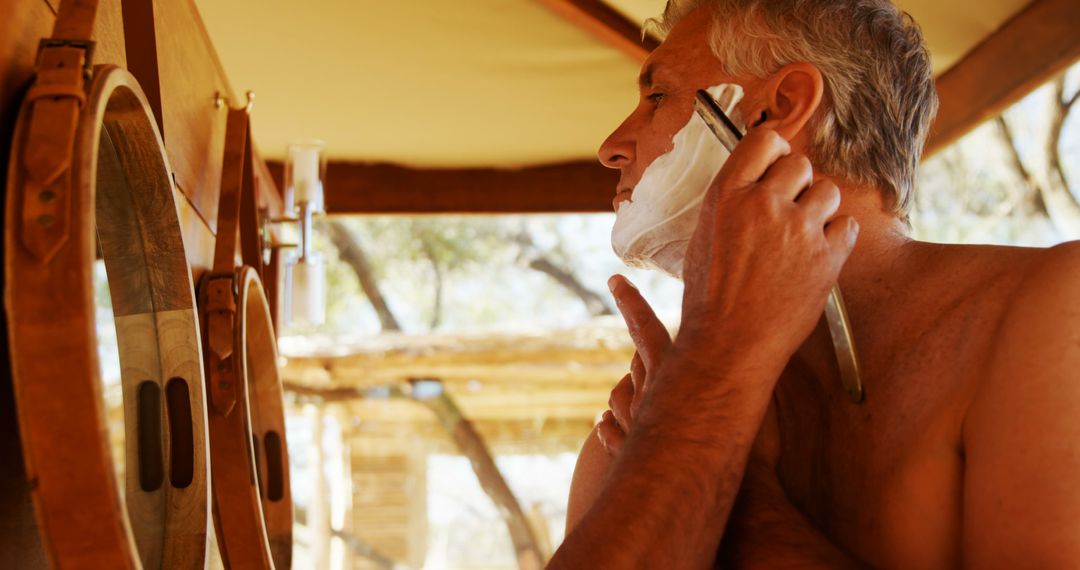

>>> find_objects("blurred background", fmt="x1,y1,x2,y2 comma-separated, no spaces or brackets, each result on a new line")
93,0,1080,567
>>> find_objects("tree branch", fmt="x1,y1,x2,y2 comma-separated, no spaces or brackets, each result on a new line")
419,236,444,330
514,233,614,317
527,256,614,317
993,115,1050,217
326,221,403,332
1045,75,1080,234
1062,77,1080,111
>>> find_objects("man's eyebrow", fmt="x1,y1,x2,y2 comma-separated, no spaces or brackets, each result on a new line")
638,62,656,88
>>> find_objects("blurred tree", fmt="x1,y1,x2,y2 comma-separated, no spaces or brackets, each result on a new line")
325,216,613,333
914,64,1079,246
512,231,613,317
995,74,1080,235
326,220,402,332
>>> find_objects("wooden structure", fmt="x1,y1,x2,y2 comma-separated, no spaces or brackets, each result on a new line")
279,320,638,566
5,64,210,569
1,0,290,568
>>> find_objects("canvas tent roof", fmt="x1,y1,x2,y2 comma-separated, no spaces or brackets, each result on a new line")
195,0,1069,167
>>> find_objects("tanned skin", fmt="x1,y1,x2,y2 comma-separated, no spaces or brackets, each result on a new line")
556,6,1080,570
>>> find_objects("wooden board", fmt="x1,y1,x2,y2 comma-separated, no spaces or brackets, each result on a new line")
534,0,658,61
925,0,1080,155
267,160,618,214
153,0,232,233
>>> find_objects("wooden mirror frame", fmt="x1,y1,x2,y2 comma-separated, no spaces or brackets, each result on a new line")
4,65,210,569
199,266,292,569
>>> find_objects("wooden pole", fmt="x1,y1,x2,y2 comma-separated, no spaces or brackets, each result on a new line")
308,404,330,569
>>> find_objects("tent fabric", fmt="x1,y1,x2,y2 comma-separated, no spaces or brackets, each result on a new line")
195,0,1032,166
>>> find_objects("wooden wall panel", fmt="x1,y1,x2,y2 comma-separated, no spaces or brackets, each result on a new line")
93,0,127,69
153,0,234,234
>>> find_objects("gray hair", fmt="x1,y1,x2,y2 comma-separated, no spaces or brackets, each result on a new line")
648,0,938,216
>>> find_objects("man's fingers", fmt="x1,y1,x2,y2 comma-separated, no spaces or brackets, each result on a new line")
759,154,813,202
630,353,647,416
699,128,790,224
630,352,646,394
797,179,842,224
609,275,671,371
824,215,860,270
597,411,625,455
712,128,791,190
608,373,634,430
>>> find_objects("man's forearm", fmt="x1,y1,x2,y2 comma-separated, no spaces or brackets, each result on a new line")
551,347,781,568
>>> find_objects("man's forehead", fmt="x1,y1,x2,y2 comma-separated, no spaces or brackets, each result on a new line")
638,42,717,88
638,6,720,87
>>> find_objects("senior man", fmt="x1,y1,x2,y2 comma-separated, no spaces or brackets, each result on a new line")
551,1,1080,568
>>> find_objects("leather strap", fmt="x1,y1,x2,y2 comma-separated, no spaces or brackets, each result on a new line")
52,0,100,41
19,0,99,262
204,108,251,416
200,112,294,568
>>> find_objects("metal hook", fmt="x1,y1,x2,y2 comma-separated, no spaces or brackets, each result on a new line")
244,90,255,114
213,91,227,109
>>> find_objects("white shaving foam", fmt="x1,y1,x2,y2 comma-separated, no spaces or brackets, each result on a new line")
611,83,744,278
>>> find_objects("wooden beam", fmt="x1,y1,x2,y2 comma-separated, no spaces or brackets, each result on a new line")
533,0,658,62
925,0,1080,156
266,160,618,214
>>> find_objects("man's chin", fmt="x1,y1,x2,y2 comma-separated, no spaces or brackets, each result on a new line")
613,239,689,280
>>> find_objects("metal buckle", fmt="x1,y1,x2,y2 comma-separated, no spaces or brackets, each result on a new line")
204,270,240,297
37,39,96,77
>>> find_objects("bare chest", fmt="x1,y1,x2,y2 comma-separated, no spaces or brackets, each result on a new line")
773,295,1000,568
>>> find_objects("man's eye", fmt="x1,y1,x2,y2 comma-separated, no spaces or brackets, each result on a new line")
647,92,666,104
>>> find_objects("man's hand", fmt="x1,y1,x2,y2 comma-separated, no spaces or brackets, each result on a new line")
678,128,859,371
599,275,672,454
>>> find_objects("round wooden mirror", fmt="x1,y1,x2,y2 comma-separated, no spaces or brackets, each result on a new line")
201,266,292,569
4,66,210,568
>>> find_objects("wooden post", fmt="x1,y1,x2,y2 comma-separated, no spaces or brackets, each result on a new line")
408,443,429,570
308,404,331,569
329,406,353,570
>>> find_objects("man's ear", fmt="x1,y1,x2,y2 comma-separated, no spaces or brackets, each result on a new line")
755,63,824,140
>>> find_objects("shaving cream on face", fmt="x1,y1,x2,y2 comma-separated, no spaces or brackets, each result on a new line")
611,83,745,279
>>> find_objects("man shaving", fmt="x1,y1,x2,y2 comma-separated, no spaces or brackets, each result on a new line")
551,0,1080,568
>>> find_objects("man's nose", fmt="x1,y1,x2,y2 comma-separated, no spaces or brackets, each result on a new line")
598,119,635,169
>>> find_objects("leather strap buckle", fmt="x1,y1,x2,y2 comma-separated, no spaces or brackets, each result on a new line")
37,39,95,77
18,42,95,263
205,272,239,416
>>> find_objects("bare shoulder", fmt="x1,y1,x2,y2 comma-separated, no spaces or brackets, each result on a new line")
965,240,1080,422
1022,240,1080,290
994,240,1080,345
959,241,1080,566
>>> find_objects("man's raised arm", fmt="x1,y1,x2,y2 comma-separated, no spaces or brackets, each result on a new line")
549,128,860,568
